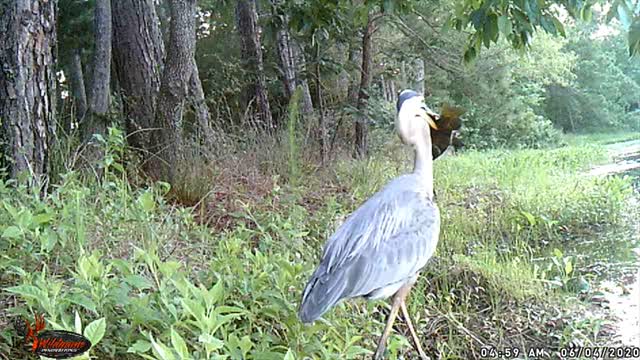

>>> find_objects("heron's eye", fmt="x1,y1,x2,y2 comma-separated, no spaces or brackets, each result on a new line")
420,106,427,111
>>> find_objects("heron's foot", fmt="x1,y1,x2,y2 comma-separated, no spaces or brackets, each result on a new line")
400,301,429,360
373,282,415,359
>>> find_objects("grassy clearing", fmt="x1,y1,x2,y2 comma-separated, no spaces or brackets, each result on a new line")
0,131,636,359
563,131,640,146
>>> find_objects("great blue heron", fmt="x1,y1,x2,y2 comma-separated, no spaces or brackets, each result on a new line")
299,90,441,359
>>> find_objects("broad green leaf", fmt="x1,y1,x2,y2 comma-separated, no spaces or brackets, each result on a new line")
198,334,224,350
284,349,295,360
2,226,22,239
521,211,536,226
564,259,573,276
470,9,485,29
5,285,43,300
125,274,154,290
150,335,176,360
618,1,633,28
127,339,152,353
75,311,82,334
580,6,593,22
170,328,189,358
208,281,224,305
524,0,539,21
33,212,53,225
552,17,566,37
138,191,155,213
2,201,19,218
629,19,640,56
553,248,563,259
540,16,556,35
484,13,499,43
497,15,512,36
68,294,98,314
345,345,372,357
83,317,106,346
239,335,253,356
463,47,476,63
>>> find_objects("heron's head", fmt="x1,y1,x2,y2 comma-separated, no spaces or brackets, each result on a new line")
395,90,439,146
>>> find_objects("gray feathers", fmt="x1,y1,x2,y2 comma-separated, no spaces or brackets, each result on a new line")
298,174,440,323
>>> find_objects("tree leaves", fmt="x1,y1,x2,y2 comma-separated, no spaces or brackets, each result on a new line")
629,18,640,56
455,0,640,59
617,0,634,28
83,317,106,346
2,225,22,239
498,15,512,37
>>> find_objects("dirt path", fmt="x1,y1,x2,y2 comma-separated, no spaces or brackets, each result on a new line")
589,139,640,346
587,139,640,176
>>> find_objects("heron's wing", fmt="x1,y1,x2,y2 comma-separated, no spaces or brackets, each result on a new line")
299,176,440,322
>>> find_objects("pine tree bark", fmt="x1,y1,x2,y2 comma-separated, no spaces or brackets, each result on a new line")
315,42,326,164
354,15,375,159
347,43,360,106
294,42,314,114
0,0,57,179
188,58,217,148
274,14,313,115
111,0,164,152
153,0,197,182
412,58,425,94
69,49,88,127
236,0,273,132
84,0,112,140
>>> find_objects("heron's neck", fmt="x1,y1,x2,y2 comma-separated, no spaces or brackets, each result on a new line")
413,133,434,197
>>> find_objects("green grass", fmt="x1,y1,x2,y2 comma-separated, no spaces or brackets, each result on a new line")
0,130,636,359
563,131,640,146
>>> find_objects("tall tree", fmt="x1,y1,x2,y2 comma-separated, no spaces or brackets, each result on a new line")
111,0,164,152
68,49,88,127
236,0,273,132
188,58,217,148
153,0,197,181
0,0,58,179
354,13,377,158
272,1,313,115
84,0,112,140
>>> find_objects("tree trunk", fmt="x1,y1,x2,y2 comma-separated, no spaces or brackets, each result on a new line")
84,0,112,140
188,58,217,148
274,17,313,115
293,42,314,115
347,43,360,106
412,58,425,94
276,28,297,100
389,79,396,101
111,0,164,152
315,42,326,164
236,0,273,132
380,74,388,101
354,15,375,159
152,0,197,182
0,0,57,179
69,49,88,128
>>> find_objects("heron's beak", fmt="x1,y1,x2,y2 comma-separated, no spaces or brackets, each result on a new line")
426,115,438,130
424,111,438,130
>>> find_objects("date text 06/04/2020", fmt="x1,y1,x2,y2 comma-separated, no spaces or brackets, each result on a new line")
480,346,640,359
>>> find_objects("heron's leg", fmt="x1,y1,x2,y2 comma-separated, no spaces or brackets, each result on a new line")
400,300,429,360
373,282,413,360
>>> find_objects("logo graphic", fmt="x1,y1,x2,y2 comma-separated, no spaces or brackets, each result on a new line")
17,313,92,359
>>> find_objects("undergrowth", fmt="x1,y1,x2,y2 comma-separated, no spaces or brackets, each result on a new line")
0,129,636,359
